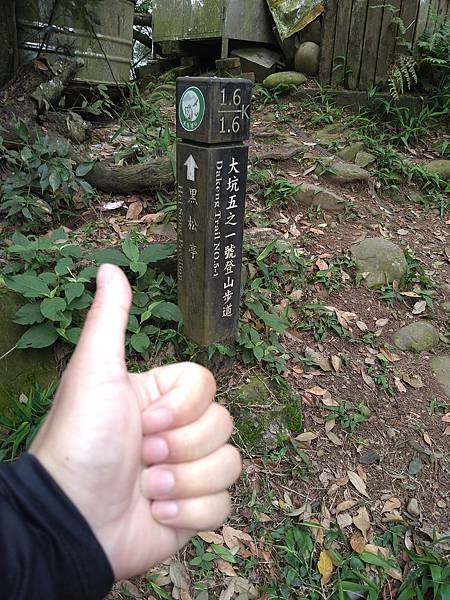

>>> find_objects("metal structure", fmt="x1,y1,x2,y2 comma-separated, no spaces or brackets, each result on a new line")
152,0,276,58
16,0,134,85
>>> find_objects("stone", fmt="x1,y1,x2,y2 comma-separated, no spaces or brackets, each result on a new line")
430,356,450,400
244,227,286,249
262,71,307,89
393,321,440,352
321,157,370,184
351,237,407,289
355,150,376,168
424,159,450,180
315,123,349,145
294,42,320,76
337,142,365,162
407,498,420,518
441,302,450,314
229,376,302,453
386,427,397,439
300,20,322,44
231,48,281,82
295,183,349,214
0,290,57,414
359,449,380,465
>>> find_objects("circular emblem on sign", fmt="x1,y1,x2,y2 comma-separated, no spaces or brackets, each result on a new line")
179,87,205,132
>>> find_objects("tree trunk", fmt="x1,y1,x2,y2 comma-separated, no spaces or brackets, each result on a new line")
134,13,152,27
0,0,18,88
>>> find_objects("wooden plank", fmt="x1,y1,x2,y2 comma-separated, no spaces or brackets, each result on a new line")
413,0,431,49
426,0,440,34
318,0,338,86
436,0,450,18
347,0,369,90
331,0,353,87
359,0,384,90
396,0,420,54
375,0,402,84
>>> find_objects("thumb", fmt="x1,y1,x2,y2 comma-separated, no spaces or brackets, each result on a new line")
71,264,132,374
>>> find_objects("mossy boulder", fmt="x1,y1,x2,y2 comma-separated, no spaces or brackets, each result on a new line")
430,356,450,399
263,71,307,89
424,160,450,180
0,290,57,415
351,238,407,289
393,321,440,352
295,42,320,76
337,142,365,162
320,157,370,184
315,124,349,145
229,376,302,453
295,183,349,214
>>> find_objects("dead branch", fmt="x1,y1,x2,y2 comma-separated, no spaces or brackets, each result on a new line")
133,28,153,49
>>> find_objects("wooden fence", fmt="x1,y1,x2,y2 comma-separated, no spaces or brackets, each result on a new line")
319,0,450,90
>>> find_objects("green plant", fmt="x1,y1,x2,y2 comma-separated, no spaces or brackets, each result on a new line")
326,401,369,432
0,121,93,227
388,55,418,101
2,230,180,359
0,383,56,462
262,177,302,209
368,356,395,396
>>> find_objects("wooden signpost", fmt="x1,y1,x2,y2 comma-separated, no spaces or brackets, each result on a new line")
176,77,252,346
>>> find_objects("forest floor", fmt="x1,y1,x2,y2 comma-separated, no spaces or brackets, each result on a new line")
1,75,449,599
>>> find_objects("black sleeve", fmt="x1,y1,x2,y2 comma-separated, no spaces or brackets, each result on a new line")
0,453,114,600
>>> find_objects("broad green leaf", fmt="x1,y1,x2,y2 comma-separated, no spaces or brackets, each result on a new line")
140,243,176,264
40,297,67,321
75,162,93,177
50,227,68,243
132,291,149,308
63,328,82,345
127,315,140,333
130,261,147,277
152,302,182,322
122,237,140,263
64,282,85,304
359,551,397,570
78,266,98,280
55,258,73,275
92,248,129,267
130,332,150,353
49,171,61,192
408,456,423,476
69,292,92,310
211,544,236,564
61,244,83,258
14,303,45,326
257,240,277,262
16,324,59,349
6,274,50,298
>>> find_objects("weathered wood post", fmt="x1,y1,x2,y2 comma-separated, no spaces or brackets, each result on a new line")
176,77,252,346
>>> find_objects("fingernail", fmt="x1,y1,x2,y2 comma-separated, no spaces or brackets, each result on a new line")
146,407,173,433
153,501,178,520
144,437,169,462
147,469,175,497
97,264,116,287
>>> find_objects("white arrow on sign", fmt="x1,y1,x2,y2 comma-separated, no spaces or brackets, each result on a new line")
184,154,199,182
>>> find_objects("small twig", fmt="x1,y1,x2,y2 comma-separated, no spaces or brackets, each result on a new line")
0,345,17,361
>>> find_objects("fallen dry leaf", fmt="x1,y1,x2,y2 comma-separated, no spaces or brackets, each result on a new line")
140,211,165,224
376,318,389,328
382,498,401,514
325,419,335,433
318,550,334,584
337,512,353,529
361,369,376,390
316,258,329,271
198,531,224,545
295,431,319,443
412,300,427,315
442,413,450,423
394,377,407,393
423,432,432,447
379,347,401,362
336,500,358,514
305,347,332,371
222,526,252,548
350,532,367,553
353,506,371,538
326,431,343,446
356,320,368,331
444,426,450,436
307,385,327,396
347,470,370,498
401,372,424,389
331,355,341,372
126,200,144,220
217,559,237,577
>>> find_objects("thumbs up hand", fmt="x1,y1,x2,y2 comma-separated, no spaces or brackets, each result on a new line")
30,264,241,580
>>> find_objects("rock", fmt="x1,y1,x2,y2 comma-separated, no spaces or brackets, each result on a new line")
440,302,450,313
262,71,307,89
359,448,380,465
355,151,376,168
424,159,450,180
351,237,407,289
393,321,440,352
294,42,320,76
300,20,322,44
244,227,286,249
320,157,370,184
337,142,365,162
230,377,302,453
295,183,349,214
430,356,450,400
0,290,57,414
407,498,420,518
315,123,349,145
443,283,450,296
386,427,397,439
